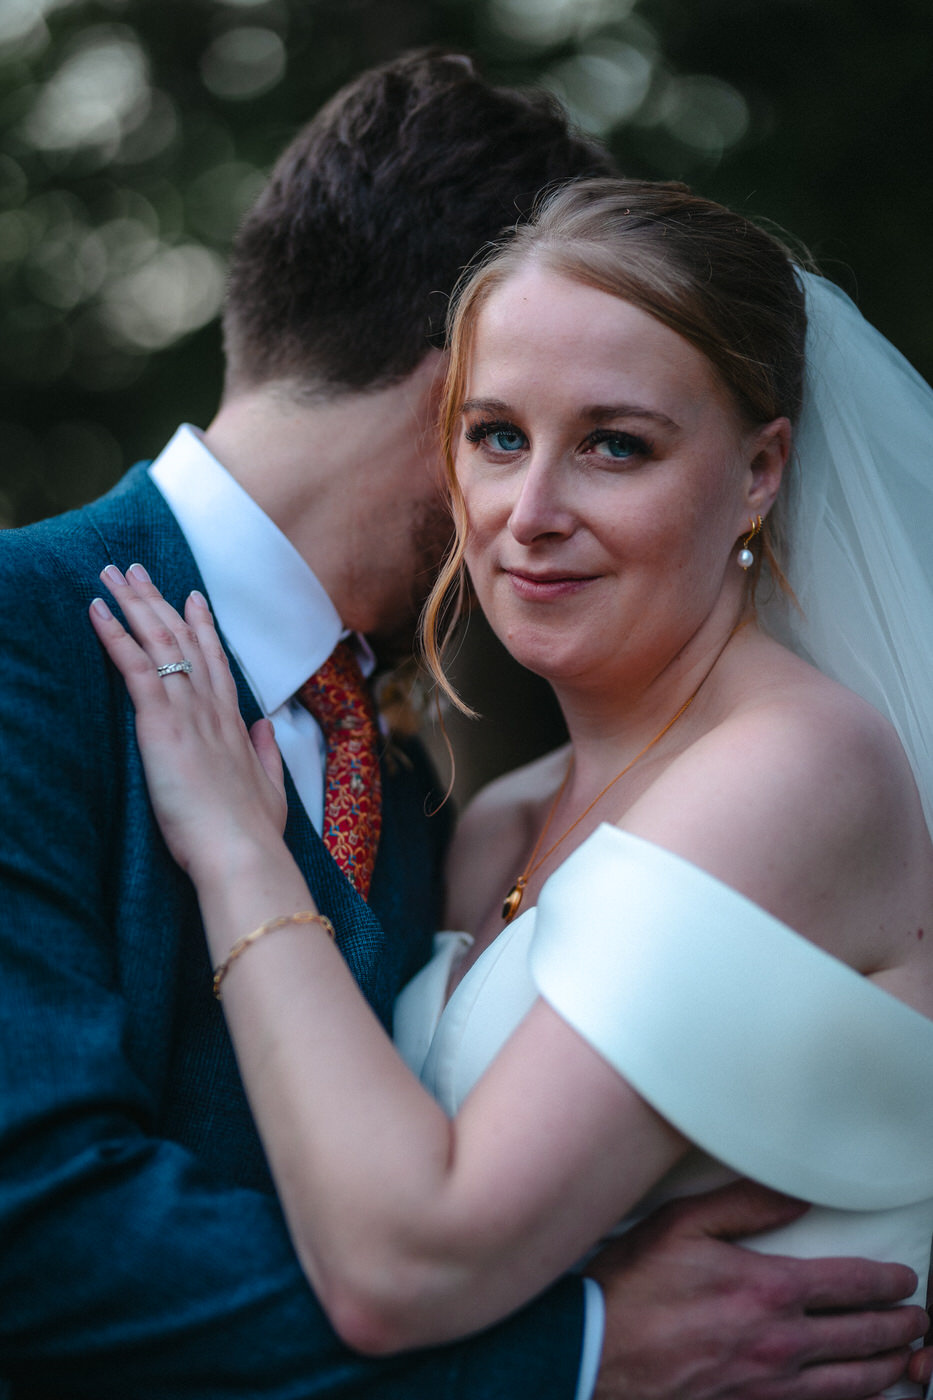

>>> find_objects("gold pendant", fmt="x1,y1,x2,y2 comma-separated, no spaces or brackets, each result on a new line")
501,878,526,924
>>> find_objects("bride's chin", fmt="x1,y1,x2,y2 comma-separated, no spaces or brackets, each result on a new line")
478,593,608,683
492,629,592,686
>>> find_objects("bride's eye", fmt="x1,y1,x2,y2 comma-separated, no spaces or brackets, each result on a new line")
584,429,651,461
464,419,528,453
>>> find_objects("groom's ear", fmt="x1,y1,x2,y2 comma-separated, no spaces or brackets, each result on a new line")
745,416,791,517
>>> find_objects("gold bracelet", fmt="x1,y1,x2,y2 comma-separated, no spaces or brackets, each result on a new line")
212,910,336,1000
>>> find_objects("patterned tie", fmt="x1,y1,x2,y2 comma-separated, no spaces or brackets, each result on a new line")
297,640,383,898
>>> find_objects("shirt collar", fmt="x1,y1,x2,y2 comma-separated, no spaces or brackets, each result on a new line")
149,425,373,715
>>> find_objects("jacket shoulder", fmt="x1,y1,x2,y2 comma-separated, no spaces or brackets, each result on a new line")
0,463,189,593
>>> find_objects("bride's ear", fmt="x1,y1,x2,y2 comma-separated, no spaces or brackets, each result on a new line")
744,416,791,518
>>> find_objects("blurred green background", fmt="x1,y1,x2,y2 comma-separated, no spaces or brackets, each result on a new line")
2,0,930,531
1,0,929,786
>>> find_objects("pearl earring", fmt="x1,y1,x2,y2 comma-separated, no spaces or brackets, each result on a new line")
737,515,763,570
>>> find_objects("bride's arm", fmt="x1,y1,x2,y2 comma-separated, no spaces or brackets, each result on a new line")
90,567,688,1354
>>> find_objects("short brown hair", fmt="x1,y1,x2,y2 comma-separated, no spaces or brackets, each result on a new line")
222,50,614,396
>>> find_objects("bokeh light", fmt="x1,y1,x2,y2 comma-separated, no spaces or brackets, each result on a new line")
490,0,635,47
101,242,226,349
200,27,286,101
23,26,151,158
545,41,654,135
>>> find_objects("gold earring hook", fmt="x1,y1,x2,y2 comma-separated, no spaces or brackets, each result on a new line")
742,515,763,548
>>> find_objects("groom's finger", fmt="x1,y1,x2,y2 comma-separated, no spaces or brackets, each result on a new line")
664,1179,920,1309
785,1349,915,1400
794,1304,929,1366
793,1256,920,1313
907,1341,933,1385
675,1179,809,1240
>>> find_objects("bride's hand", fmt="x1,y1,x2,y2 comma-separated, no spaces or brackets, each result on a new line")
89,564,287,882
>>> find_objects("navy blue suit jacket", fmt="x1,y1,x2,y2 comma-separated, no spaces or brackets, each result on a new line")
0,466,584,1398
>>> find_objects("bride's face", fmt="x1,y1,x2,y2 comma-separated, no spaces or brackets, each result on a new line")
453,265,786,693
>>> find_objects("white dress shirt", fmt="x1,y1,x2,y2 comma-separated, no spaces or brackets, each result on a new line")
148,424,603,1399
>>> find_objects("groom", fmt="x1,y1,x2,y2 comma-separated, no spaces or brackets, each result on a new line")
0,49,927,1400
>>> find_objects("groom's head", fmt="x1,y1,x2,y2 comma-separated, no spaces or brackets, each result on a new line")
220,49,613,401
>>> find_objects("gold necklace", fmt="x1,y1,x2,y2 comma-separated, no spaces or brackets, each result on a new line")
500,650,728,924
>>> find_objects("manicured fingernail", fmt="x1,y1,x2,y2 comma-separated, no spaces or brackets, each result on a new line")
127,563,151,582
101,564,124,585
90,597,112,619
189,589,208,608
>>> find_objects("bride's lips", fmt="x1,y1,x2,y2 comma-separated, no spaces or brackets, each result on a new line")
503,568,597,601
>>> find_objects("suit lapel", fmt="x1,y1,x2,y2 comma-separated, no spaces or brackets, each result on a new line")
92,464,389,1006
279,758,388,1005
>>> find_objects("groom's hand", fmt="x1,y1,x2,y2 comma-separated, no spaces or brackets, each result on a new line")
906,1267,932,1389
587,1180,928,1400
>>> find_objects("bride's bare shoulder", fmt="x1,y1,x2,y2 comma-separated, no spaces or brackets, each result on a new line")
444,746,571,930
634,642,915,834
626,655,932,979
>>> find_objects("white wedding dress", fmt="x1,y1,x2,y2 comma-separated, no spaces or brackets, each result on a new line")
395,826,933,1400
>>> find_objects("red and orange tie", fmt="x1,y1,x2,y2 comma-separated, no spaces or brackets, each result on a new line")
297,640,382,898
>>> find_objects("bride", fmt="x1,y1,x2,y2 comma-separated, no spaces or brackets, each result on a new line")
89,179,933,1396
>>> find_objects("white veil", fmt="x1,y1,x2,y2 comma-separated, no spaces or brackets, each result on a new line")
760,271,933,833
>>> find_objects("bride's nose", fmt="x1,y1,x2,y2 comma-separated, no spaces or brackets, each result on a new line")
507,454,576,544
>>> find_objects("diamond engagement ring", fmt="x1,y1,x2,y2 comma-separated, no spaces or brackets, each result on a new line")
156,660,194,679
